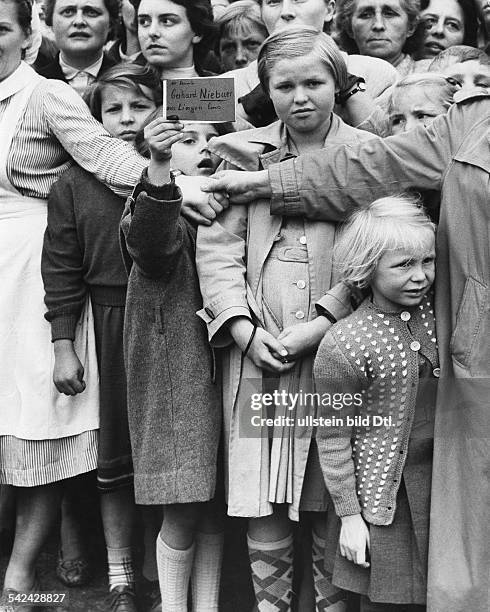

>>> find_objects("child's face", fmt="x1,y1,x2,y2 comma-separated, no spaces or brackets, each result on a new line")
219,22,267,71
268,54,336,140
100,85,157,142
370,240,436,312
389,84,448,135
441,59,490,92
170,123,220,176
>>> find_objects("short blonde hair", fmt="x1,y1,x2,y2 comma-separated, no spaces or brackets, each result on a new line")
388,72,459,117
334,195,436,288
257,26,348,94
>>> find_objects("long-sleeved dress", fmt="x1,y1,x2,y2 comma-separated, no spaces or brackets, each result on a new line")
0,61,146,486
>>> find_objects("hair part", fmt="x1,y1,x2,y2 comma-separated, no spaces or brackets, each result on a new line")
84,62,161,122
257,27,348,94
333,195,436,288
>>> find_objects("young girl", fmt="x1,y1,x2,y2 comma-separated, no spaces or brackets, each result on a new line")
314,195,438,611
41,63,159,612
196,26,375,611
120,116,223,612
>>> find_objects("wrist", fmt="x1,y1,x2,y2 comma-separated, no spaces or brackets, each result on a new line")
228,317,254,348
256,170,272,199
54,339,75,353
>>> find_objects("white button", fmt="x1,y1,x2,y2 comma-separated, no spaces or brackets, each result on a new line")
410,341,421,351
296,280,306,289
299,236,307,244
295,310,305,320
433,367,440,378
401,311,411,321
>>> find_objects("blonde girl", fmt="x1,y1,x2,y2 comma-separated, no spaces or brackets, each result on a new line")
314,195,438,611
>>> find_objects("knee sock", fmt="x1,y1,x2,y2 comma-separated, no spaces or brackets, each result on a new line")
156,533,195,612
311,531,347,612
107,546,134,591
247,532,294,612
191,531,224,611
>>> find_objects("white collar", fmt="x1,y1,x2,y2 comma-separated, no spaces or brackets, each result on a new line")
161,65,198,80
59,53,104,80
0,62,39,103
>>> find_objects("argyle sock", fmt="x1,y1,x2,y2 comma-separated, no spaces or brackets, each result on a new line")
312,530,347,611
191,531,224,611
247,532,294,612
156,534,195,612
107,546,134,591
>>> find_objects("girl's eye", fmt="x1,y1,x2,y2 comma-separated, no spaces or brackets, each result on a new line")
264,0,281,6
103,106,121,113
138,16,151,27
446,20,462,32
416,112,433,121
182,138,197,145
275,83,292,91
61,8,76,16
307,80,322,87
245,41,261,50
390,115,404,126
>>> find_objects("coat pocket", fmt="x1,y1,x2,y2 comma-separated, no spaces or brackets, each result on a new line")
449,277,487,371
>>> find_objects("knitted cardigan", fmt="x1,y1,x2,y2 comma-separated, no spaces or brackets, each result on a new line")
314,294,439,526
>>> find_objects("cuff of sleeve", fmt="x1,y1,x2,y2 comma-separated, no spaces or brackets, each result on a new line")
140,168,180,202
50,315,78,342
269,159,303,216
334,492,362,517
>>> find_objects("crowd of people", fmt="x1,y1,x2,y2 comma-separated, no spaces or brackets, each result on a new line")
0,1,488,611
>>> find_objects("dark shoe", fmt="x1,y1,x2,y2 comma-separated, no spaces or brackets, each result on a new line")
56,550,91,587
108,586,138,612
140,579,160,612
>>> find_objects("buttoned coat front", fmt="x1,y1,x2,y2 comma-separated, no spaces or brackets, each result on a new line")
268,90,490,612
196,117,374,519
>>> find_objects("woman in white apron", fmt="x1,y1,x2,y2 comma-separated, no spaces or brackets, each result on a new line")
0,0,148,603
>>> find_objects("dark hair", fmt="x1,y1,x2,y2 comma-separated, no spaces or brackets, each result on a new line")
6,0,32,37
131,0,218,58
420,0,479,48
44,0,120,34
84,62,161,122
335,0,425,57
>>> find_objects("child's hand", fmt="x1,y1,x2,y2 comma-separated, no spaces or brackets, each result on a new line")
339,514,370,568
53,340,86,396
277,317,331,360
144,117,184,162
229,318,295,374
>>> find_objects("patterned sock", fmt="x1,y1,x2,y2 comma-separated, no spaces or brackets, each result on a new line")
191,531,224,611
156,534,195,612
107,546,134,591
247,532,294,612
311,531,347,612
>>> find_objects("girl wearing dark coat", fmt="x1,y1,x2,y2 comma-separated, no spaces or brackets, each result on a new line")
120,117,223,611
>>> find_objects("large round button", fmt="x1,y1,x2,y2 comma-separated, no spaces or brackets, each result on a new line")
410,341,421,351
401,311,411,321
433,367,440,378
296,280,306,289
299,236,307,245
295,310,305,320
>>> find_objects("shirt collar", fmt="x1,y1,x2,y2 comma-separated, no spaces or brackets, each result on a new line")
0,62,38,103
59,53,104,80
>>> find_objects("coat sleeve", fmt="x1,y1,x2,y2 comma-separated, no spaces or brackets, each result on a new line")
196,161,252,347
42,175,87,342
314,329,366,517
268,99,466,221
120,180,187,280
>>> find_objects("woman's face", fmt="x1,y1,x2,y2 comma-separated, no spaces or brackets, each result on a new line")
51,0,111,60
419,0,465,59
350,0,414,64
171,123,220,176
389,83,449,134
0,0,29,81
475,0,490,30
100,84,156,142
219,22,267,71
261,0,335,35
268,53,336,139
138,0,201,70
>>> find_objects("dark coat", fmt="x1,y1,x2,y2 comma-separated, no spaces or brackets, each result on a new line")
120,174,221,505
37,53,116,82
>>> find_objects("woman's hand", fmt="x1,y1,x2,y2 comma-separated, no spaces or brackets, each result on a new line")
277,317,331,360
228,317,295,374
53,340,86,396
339,514,370,568
201,169,271,204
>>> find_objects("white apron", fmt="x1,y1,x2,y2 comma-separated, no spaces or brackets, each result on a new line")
0,62,99,440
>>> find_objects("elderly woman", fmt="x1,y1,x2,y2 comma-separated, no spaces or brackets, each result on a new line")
37,0,119,93
334,0,428,75
415,0,479,59
0,0,150,606
216,0,268,71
